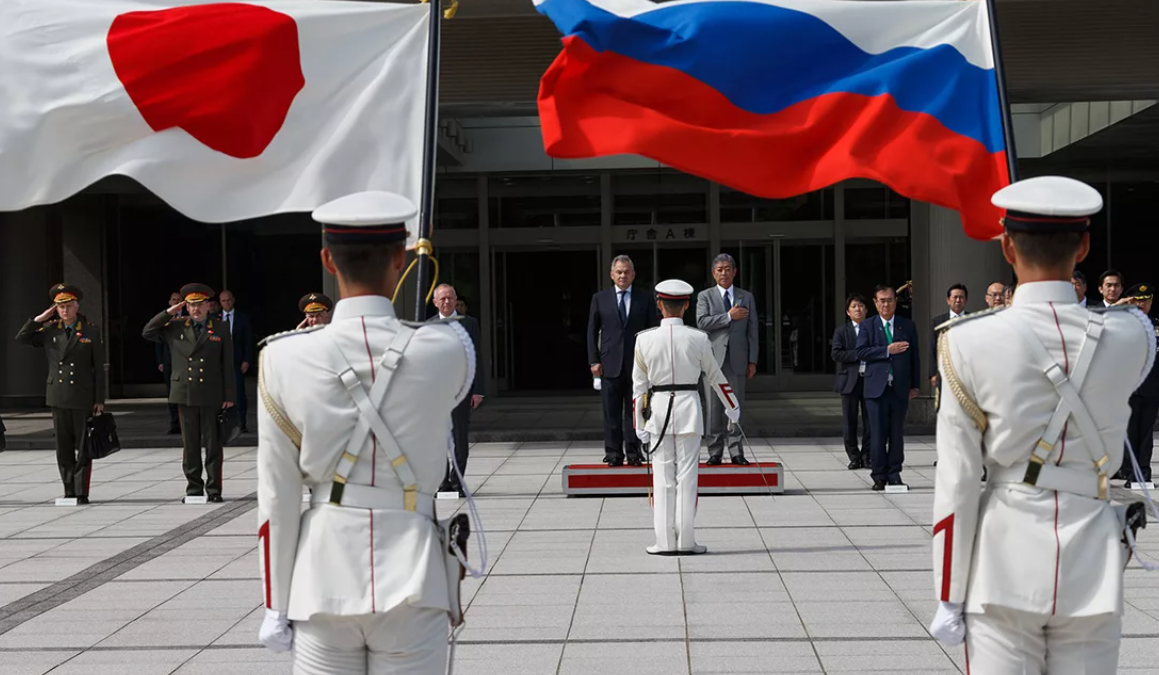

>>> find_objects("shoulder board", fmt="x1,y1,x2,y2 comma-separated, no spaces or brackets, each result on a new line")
402,319,445,329
936,306,1006,332
636,326,662,336
259,324,324,348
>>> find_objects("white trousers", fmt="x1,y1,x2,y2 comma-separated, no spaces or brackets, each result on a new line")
293,605,447,675
965,606,1120,675
652,433,700,551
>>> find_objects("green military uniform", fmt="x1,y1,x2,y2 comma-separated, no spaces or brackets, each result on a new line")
14,284,105,499
143,284,235,499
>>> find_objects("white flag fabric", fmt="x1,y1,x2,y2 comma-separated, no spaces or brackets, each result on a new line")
0,0,428,240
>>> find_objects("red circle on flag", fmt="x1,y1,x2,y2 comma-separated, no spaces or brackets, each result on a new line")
107,3,305,159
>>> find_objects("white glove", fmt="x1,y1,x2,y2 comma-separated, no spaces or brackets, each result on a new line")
726,407,741,424
259,608,294,653
636,430,651,446
928,601,965,646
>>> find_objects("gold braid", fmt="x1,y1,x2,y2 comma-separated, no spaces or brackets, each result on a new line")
938,329,987,432
258,350,302,449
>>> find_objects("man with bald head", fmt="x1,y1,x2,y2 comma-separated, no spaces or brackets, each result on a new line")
985,282,1007,309
432,283,483,497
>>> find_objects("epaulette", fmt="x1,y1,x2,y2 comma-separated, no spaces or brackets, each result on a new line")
936,306,1007,332
1090,304,1137,314
401,319,438,329
259,324,325,348
636,326,662,336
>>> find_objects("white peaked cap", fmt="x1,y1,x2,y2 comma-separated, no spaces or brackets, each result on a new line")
656,279,694,300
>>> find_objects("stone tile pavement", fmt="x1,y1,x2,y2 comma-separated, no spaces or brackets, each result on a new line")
2,439,1159,674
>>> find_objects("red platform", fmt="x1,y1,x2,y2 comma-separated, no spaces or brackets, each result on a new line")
562,462,784,497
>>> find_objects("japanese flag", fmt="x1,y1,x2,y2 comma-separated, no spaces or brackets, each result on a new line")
0,0,428,241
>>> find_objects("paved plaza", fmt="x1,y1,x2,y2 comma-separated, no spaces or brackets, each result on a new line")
3,439,1159,674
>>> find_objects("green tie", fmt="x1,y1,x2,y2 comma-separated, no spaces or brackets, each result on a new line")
883,320,894,379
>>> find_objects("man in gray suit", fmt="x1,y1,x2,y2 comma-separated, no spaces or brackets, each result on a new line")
696,253,758,465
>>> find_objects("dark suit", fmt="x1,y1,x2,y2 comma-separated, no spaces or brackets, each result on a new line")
1127,316,1159,481
16,317,106,497
929,312,966,379
587,285,657,463
218,310,254,431
435,313,482,491
856,315,920,483
831,322,870,465
143,311,235,497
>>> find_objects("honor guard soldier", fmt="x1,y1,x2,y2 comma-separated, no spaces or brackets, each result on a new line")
633,280,740,555
297,293,333,329
929,176,1154,673
1122,283,1159,485
256,192,474,674
143,284,236,502
15,284,105,503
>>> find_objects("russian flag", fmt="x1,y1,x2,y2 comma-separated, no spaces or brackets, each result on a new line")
535,0,1012,240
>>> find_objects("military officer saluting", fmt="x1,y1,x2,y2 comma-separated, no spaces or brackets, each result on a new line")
929,176,1154,673
1122,282,1159,485
633,280,740,556
15,284,105,503
296,292,333,329
143,284,235,503
256,192,474,674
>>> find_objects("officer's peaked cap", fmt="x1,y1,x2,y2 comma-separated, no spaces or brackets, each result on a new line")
656,279,694,301
314,191,416,245
992,176,1102,234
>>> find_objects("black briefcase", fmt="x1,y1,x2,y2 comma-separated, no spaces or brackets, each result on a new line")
83,413,121,460
218,407,241,446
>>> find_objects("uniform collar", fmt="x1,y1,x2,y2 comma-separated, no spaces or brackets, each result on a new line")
661,317,682,326
1011,281,1077,307
332,295,397,322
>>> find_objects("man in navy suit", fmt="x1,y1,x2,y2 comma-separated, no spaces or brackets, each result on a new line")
217,290,254,433
856,284,921,490
587,255,657,466
831,294,871,470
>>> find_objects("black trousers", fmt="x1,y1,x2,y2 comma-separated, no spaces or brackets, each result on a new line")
179,405,224,496
234,368,249,430
601,373,641,462
866,385,909,483
163,368,179,430
51,407,91,497
841,377,871,464
1127,394,1159,481
443,398,472,490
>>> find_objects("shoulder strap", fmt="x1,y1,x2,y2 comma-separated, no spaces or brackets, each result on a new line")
324,325,420,509
996,311,1111,498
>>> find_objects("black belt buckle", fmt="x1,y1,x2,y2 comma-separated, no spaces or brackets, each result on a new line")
329,480,345,505
1023,460,1043,486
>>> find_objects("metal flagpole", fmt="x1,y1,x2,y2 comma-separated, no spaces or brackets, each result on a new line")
983,0,1018,183
413,0,444,321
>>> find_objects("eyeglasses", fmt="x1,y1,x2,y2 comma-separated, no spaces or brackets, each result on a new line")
875,298,896,305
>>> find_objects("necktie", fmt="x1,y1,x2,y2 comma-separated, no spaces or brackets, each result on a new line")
618,290,628,325
65,326,73,341
883,320,894,380
723,289,732,310
194,323,204,339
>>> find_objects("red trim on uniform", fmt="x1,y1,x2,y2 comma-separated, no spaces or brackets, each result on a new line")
1048,302,1068,616
258,520,272,608
361,318,377,486
933,514,955,601
964,640,971,674
369,511,377,612
720,383,735,408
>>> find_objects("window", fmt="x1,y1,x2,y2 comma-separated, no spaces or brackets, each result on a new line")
845,185,909,220
719,188,833,222
613,173,708,226
488,174,600,228
434,176,478,230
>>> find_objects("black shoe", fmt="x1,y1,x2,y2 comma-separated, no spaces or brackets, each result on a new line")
847,460,863,470
860,455,871,468
208,494,223,503
887,478,908,489
627,458,643,467
606,458,624,467
872,481,886,491
76,496,90,505
730,456,751,466
706,457,723,466
167,427,181,435
0,433,6,450
241,426,250,434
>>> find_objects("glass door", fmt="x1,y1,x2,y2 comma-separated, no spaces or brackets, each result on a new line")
777,240,836,389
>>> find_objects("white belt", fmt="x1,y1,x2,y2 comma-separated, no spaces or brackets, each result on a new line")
311,483,436,518
990,462,1103,500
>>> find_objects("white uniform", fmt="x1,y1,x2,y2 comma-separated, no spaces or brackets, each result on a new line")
933,281,1154,673
632,317,739,552
258,295,473,675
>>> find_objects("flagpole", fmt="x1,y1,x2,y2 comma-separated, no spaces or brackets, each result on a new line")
984,0,1018,183
413,0,443,321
